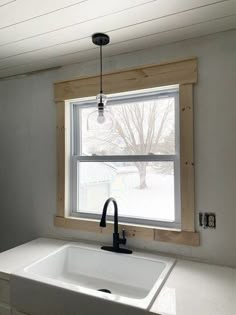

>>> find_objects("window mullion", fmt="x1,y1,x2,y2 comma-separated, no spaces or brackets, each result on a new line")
76,155,176,163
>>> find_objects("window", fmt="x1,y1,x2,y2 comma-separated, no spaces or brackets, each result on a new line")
70,86,180,228
55,58,199,246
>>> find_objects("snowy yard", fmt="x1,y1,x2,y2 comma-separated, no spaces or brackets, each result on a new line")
108,170,174,221
79,165,175,222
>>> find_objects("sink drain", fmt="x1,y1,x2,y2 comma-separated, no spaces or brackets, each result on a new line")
98,289,111,294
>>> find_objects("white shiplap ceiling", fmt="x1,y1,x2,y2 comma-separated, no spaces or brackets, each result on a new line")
0,0,235,78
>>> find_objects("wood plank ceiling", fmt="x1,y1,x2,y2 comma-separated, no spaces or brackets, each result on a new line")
0,0,235,79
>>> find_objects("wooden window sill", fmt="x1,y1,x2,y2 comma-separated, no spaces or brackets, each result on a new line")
54,216,200,247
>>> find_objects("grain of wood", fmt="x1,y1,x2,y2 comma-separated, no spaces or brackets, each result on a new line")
179,84,195,232
54,58,197,101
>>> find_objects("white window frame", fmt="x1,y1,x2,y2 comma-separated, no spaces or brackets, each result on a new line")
70,86,181,229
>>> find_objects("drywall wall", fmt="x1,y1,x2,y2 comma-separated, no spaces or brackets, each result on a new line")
0,30,235,267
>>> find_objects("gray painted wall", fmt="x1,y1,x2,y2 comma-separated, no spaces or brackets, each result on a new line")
0,30,235,267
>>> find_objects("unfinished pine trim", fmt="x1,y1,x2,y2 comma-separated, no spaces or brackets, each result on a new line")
179,84,195,232
154,229,199,246
54,57,197,101
54,216,199,246
55,57,199,246
56,101,65,217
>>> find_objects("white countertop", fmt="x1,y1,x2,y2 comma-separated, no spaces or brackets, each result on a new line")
150,259,236,315
0,238,67,280
0,238,235,315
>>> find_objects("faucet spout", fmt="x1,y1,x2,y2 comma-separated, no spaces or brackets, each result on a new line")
100,197,118,233
99,198,132,254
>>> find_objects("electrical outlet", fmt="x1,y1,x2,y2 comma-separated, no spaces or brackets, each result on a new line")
207,213,216,228
199,212,216,229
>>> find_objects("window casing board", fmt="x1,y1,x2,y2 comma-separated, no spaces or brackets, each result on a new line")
54,57,199,246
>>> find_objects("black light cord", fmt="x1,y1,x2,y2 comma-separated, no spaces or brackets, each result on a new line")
100,44,103,95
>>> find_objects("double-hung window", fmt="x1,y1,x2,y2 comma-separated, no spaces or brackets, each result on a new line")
70,85,180,229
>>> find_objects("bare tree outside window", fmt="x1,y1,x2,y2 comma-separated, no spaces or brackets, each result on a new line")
81,97,175,189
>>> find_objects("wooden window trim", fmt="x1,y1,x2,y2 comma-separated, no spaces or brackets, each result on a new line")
54,57,199,247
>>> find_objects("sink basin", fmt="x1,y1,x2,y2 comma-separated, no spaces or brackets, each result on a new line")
17,243,175,310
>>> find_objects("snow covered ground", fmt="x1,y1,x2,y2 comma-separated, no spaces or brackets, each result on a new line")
79,166,175,222
109,171,175,221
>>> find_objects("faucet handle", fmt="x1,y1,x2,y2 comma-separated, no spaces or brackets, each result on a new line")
119,229,127,245
122,229,126,239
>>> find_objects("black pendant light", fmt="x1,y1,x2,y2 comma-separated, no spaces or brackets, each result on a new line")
87,33,115,131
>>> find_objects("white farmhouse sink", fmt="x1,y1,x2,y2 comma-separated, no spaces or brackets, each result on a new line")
21,243,175,310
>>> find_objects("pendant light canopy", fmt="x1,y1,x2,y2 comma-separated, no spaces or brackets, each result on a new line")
87,33,115,131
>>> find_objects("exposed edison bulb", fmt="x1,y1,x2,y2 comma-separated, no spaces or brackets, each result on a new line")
97,111,106,124
87,93,115,131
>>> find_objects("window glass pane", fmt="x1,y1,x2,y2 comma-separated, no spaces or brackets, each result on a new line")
78,161,175,222
79,95,175,156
